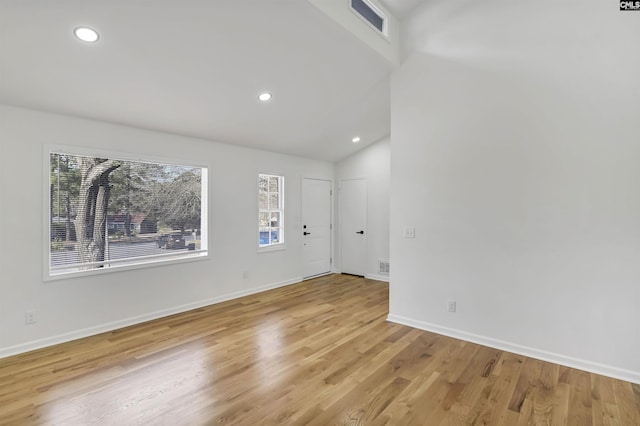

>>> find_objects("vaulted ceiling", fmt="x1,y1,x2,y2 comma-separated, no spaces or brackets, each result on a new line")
0,1,416,161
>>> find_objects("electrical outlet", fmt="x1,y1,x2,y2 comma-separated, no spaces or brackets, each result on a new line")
447,300,456,313
25,310,37,325
403,227,415,239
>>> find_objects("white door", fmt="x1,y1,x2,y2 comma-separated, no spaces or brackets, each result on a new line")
340,178,367,276
302,178,332,278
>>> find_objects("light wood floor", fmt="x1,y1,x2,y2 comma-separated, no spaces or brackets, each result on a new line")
1,274,639,425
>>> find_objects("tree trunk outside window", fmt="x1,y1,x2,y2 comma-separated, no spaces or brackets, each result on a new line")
75,158,120,268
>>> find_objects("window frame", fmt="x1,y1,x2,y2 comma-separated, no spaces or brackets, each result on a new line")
43,144,209,281
349,0,389,39
257,173,285,252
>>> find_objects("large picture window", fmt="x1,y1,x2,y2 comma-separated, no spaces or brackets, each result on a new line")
258,173,284,249
48,148,207,277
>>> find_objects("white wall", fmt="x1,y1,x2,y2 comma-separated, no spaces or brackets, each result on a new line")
0,105,334,356
389,1,640,383
336,137,390,280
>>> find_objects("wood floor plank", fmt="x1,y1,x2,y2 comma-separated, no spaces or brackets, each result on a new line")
472,351,526,425
568,368,594,426
612,379,640,426
0,274,638,425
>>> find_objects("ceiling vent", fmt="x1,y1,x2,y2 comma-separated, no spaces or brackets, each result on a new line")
350,0,388,37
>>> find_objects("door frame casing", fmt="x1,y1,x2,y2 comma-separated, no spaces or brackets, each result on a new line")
301,176,334,279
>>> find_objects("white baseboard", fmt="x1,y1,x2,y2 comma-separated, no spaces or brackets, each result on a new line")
365,274,389,282
327,270,390,282
387,314,640,385
0,277,302,360
303,272,333,280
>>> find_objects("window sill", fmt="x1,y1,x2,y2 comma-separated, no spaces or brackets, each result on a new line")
45,250,209,281
257,244,286,254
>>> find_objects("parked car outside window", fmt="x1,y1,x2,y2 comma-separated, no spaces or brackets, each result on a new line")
157,233,185,249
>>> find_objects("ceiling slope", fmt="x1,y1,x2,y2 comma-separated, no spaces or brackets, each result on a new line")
0,0,395,161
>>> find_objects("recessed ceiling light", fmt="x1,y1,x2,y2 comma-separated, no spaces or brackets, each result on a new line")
74,27,99,43
258,92,272,102
352,136,361,143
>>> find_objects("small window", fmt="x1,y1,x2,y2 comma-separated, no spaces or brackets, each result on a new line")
351,0,387,35
258,174,284,249
48,148,207,278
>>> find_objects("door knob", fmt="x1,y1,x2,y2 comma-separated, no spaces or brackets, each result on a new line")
356,230,364,234
304,231,311,235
